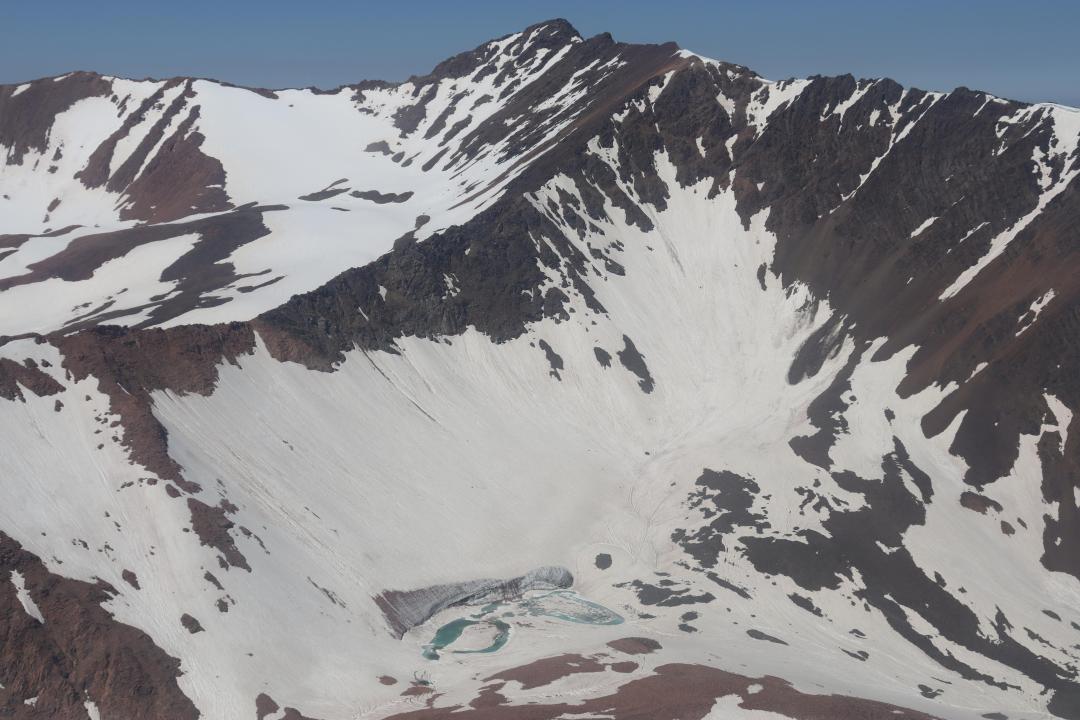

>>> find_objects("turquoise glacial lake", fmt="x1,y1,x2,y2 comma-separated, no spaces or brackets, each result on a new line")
422,590,622,660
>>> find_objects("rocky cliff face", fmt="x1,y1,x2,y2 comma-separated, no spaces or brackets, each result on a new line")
1,18,1079,720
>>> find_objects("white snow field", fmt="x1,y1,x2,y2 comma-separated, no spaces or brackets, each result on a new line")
0,24,605,336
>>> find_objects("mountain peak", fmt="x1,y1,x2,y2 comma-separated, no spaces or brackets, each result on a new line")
522,17,581,40
408,17,583,87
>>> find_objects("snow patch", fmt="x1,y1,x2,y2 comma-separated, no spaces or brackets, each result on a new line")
1015,290,1055,336
910,216,937,238
10,570,45,624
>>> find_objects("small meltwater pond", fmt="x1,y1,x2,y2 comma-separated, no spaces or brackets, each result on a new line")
422,590,623,660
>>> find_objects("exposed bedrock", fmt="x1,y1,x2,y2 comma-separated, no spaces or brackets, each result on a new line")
0,532,198,719
375,566,573,638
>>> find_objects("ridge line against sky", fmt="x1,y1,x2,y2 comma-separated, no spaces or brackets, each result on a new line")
3,0,1078,107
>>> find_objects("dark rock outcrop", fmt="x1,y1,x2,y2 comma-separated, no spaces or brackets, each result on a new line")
0,532,198,719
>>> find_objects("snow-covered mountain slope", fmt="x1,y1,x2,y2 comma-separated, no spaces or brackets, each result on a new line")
3,18,1080,720
0,21,678,336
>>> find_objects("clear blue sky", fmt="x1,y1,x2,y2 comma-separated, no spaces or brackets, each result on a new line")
4,0,1077,106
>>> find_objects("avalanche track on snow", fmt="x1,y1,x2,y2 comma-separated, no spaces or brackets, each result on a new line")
2,18,1080,720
